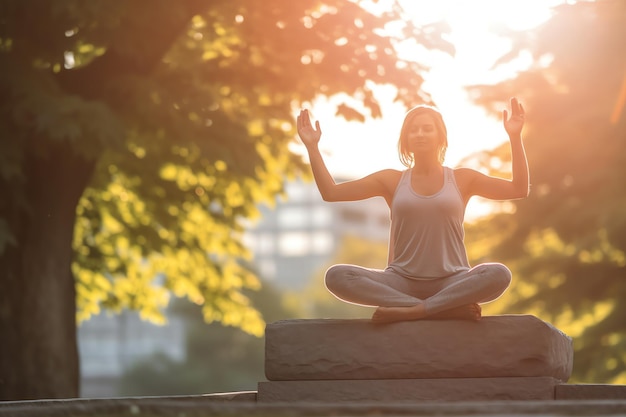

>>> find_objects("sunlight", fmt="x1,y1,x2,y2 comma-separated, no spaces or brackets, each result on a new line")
401,0,564,79
301,0,568,171
400,0,560,34
295,0,569,218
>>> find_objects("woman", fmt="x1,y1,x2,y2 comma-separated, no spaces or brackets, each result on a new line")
296,97,529,323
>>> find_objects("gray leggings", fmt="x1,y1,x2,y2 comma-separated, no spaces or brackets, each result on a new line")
325,263,512,316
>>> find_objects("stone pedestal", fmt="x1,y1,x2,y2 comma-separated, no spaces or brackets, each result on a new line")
265,315,573,381
259,315,574,402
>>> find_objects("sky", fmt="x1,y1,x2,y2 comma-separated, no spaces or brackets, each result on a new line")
293,0,568,180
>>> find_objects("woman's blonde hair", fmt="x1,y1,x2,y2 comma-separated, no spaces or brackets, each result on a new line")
397,105,448,167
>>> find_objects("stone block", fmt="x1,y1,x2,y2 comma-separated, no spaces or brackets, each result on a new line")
257,377,559,403
265,315,573,381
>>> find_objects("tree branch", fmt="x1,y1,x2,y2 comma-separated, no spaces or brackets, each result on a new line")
57,0,207,98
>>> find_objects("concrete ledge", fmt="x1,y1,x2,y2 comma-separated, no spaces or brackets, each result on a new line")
2,397,626,417
258,377,559,403
265,315,573,381
0,393,257,417
556,384,626,400
200,391,257,402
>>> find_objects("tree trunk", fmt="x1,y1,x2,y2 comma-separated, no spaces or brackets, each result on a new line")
0,1,206,400
0,142,94,400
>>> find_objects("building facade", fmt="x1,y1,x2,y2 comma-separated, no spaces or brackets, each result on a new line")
244,177,390,290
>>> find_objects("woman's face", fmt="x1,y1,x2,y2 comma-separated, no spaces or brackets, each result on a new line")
405,113,441,156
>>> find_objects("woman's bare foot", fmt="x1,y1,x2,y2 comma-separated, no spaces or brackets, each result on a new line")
371,303,481,324
428,303,482,321
371,303,426,324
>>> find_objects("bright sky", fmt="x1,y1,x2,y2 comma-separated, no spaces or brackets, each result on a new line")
294,0,567,181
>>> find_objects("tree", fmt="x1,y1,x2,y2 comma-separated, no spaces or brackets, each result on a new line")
0,0,453,399
466,0,626,383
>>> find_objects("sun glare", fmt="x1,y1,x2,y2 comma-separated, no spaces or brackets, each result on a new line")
298,0,568,188
401,0,560,31
400,0,565,81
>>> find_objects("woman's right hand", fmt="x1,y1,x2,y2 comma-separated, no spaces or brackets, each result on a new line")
297,109,322,149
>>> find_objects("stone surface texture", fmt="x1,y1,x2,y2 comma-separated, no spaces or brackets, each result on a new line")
257,377,559,403
265,315,573,382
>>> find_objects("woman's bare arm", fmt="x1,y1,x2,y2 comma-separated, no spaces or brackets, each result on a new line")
297,109,400,204
457,97,530,202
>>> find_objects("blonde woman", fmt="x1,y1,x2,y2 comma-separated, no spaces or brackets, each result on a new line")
297,98,528,323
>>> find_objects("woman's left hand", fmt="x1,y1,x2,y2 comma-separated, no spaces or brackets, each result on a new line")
503,97,525,138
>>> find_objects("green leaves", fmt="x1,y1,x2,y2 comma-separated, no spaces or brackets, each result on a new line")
2,0,452,337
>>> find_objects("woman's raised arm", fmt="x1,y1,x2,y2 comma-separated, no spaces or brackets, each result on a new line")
458,97,530,202
297,109,398,204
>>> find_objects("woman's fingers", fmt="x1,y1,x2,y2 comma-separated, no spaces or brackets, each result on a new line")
297,109,311,132
509,98,518,117
297,109,321,144
510,97,519,116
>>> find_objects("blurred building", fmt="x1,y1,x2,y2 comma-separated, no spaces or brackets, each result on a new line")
243,177,390,290
78,308,186,397
78,176,390,397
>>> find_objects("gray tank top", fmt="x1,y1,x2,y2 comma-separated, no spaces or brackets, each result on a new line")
387,166,470,279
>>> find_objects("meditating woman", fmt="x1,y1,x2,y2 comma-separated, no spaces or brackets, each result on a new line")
296,97,529,323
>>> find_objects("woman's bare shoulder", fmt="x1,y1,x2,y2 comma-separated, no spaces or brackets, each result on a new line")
452,167,479,196
372,168,403,186
370,168,404,202
453,167,481,181
374,168,404,178
452,167,477,174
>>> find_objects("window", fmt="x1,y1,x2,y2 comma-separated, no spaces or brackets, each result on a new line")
278,207,309,228
285,182,307,201
279,232,310,256
312,206,332,226
255,233,275,255
257,259,277,280
311,231,334,254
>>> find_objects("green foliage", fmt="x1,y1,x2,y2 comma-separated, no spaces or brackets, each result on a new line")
0,1,452,337
466,0,626,383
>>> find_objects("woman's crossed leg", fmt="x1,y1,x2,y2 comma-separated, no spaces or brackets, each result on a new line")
324,263,511,323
